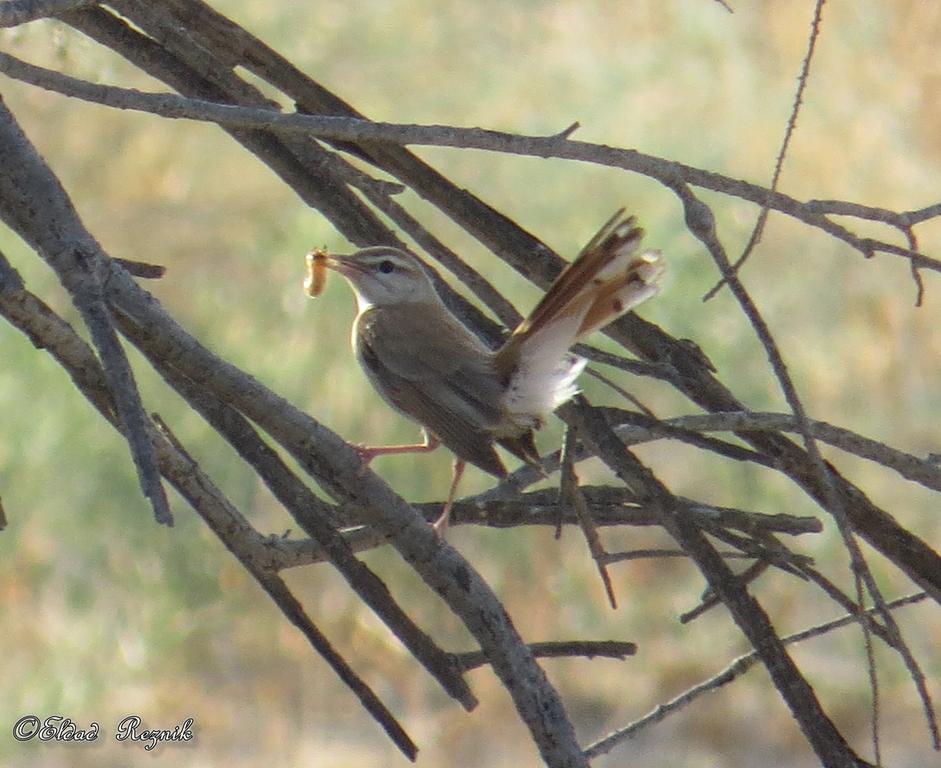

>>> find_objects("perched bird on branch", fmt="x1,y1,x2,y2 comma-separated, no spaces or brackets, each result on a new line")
307,210,664,533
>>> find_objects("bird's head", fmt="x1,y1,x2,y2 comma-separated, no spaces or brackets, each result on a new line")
324,247,438,311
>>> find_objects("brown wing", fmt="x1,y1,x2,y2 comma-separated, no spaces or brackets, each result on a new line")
355,305,508,477
497,431,541,466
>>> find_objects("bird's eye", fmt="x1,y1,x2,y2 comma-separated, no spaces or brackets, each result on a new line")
378,259,395,274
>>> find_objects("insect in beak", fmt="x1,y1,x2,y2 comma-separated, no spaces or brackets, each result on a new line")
305,250,366,296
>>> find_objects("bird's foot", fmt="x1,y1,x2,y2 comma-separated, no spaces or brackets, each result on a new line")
352,433,440,467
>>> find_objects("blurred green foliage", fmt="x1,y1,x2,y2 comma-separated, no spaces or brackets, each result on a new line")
1,2,940,766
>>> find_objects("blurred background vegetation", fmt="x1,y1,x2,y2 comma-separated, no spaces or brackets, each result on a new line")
1,1,940,766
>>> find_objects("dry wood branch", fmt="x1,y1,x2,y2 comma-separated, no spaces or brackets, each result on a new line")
0,47,586,760
62,6,399,249
562,397,870,767
101,262,586,765
0,94,171,524
456,640,637,671
704,0,827,299
586,592,927,760
140,359,475,711
0,49,938,280
445,486,822,537
0,253,417,759
603,548,752,563
111,256,166,278
672,180,939,751
276,488,820,570
680,561,772,623
605,408,782,469
0,0,95,26
3,3,939,762
38,11,941,593
610,410,941,493
560,426,618,609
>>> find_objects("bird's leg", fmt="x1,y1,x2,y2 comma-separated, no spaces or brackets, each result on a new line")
433,459,466,537
354,430,439,465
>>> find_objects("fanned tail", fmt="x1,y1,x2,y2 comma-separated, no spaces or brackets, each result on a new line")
495,211,664,422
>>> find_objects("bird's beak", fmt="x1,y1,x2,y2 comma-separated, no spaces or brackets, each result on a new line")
323,253,374,283
321,253,352,275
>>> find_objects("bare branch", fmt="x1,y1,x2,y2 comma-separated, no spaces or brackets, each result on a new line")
445,487,822,537
0,253,417,759
806,199,941,228
101,260,588,766
603,548,752,563
0,94,171,525
603,408,784,469
0,0,96,27
273,487,821,570
680,561,772,623
112,257,167,278
4,3,939,761
0,49,937,278
613,410,941,493
586,593,928,760
671,180,939,751
704,0,828,299
560,426,618,609
563,397,870,767
143,360,476,710
456,640,637,671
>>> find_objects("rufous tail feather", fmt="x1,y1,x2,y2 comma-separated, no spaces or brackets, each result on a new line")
495,212,664,420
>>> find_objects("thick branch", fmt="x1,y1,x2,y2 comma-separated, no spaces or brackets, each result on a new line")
563,399,870,768
144,361,476,711
0,0,95,26
0,93,170,525
102,262,588,768
0,254,417,759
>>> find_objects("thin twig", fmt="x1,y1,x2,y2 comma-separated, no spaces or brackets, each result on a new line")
585,592,928,759
603,548,752,563
672,180,940,751
680,561,771,623
456,640,637,671
703,0,827,300
1,50,938,278
584,368,656,417
610,410,941,494
607,408,782,470
113,256,166,278
560,426,618,609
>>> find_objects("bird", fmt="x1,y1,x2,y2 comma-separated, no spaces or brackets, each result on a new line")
311,210,664,533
